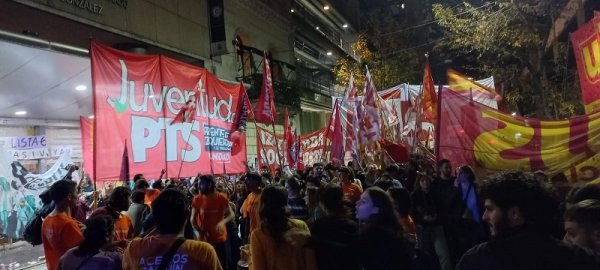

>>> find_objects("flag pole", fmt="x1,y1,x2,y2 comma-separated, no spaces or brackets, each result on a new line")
322,73,352,164
252,119,273,176
435,83,443,162
177,123,196,179
270,116,286,171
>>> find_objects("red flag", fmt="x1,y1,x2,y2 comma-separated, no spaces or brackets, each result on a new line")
254,52,277,123
422,60,437,123
119,142,130,184
571,15,600,113
284,108,297,168
361,67,381,143
170,88,198,125
345,72,358,99
330,103,344,166
229,84,251,155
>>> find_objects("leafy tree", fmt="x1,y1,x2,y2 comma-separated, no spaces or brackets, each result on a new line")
432,0,583,119
334,3,430,93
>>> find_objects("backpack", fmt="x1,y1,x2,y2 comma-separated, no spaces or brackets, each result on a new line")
23,202,55,246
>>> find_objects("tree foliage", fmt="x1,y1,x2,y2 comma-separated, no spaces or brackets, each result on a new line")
333,4,429,94
432,0,583,119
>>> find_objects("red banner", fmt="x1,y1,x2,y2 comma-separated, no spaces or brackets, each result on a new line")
571,15,600,113
91,41,246,180
256,126,285,172
438,88,600,183
299,128,327,167
80,117,94,180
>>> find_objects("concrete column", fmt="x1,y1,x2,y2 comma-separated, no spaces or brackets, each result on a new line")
34,126,46,173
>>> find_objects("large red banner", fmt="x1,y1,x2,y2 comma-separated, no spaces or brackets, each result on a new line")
572,15,600,113
439,89,600,183
299,128,327,167
91,42,246,180
256,126,285,172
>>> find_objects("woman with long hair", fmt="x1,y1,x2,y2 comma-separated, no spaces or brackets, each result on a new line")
356,187,413,270
250,185,316,270
57,215,122,270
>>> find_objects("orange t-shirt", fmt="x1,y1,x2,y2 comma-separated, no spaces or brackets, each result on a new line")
123,235,222,270
341,182,363,202
242,192,261,234
145,189,161,207
192,192,229,243
114,213,134,241
42,213,84,270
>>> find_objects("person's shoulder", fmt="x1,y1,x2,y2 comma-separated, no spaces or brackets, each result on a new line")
456,242,498,270
217,192,229,202
181,239,218,256
90,207,108,217
61,247,78,259
289,218,309,230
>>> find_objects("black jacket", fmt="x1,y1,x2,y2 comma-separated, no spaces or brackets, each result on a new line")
311,215,360,270
457,225,600,270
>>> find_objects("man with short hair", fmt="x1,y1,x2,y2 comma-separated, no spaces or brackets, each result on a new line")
564,199,600,252
190,175,234,268
123,189,222,270
90,186,133,241
42,180,84,270
338,166,362,203
312,162,330,183
457,171,600,270
565,184,600,209
286,177,309,221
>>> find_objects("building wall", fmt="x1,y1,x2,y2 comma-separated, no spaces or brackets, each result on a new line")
15,0,292,82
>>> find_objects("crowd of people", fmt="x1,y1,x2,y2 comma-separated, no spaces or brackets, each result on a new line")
37,157,600,270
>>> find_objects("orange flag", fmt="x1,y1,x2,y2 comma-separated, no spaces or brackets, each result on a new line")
422,60,437,123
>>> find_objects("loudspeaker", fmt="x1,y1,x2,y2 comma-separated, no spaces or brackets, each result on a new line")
208,0,227,56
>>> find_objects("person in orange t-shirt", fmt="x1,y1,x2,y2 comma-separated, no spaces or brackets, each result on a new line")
242,173,263,239
145,180,163,206
338,166,363,203
190,175,234,268
42,180,84,270
90,186,133,242
123,189,222,270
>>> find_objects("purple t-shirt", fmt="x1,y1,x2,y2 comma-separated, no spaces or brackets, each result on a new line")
57,248,122,270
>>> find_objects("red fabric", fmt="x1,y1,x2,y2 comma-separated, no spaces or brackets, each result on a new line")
119,143,130,183
254,53,277,123
422,61,437,123
383,142,409,163
571,15,600,113
284,108,296,168
330,103,344,166
80,117,94,180
361,69,381,143
91,41,247,180
345,72,358,99
299,128,327,167
256,126,285,172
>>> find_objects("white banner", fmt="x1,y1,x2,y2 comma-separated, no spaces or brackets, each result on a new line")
0,135,47,150
7,146,73,160
0,144,74,239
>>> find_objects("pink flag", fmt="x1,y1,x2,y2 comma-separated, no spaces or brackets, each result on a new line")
254,52,277,123
360,67,381,143
330,102,344,166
